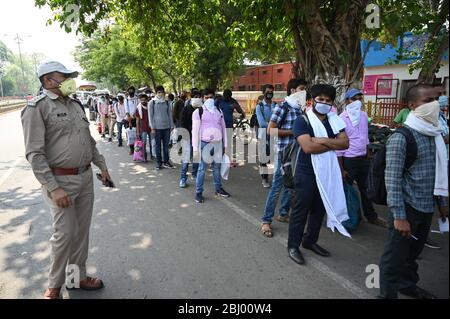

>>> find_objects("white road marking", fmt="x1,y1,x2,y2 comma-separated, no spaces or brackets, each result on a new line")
221,198,372,299
0,157,24,188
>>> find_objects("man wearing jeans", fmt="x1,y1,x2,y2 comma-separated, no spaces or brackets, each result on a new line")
114,94,127,147
260,78,306,238
136,94,154,162
179,88,202,188
192,88,230,203
149,85,174,170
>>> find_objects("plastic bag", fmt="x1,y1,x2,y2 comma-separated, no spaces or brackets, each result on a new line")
221,154,231,180
126,127,136,146
133,139,145,162
342,181,362,233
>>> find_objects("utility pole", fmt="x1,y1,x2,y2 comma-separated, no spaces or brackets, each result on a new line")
14,33,26,94
0,75,4,98
4,33,30,95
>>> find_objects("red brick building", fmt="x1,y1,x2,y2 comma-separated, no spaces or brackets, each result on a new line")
231,62,295,92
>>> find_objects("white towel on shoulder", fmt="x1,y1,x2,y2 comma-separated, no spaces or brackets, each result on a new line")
307,109,351,238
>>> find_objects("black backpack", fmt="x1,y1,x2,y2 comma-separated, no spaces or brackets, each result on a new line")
366,126,418,205
249,103,261,128
281,114,309,189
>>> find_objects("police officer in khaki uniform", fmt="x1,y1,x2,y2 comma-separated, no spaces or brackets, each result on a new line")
21,61,113,299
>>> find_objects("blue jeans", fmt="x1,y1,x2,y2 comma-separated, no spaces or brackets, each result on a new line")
155,128,171,165
195,141,222,194
141,131,154,161
117,121,124,145
262,153,292,224
180,139,199,182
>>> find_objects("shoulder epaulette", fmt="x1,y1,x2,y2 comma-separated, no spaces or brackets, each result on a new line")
27,94,46,107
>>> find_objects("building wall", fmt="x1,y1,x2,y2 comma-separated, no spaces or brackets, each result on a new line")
232,62,294,92
362,62,449,102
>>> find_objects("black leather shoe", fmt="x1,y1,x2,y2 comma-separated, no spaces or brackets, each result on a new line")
288,248,305,265
400,287,437,299
302,243,330,257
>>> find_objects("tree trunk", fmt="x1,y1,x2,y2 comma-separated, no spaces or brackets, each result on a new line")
162,69,178,95
286,0,370,100
144,67,157,89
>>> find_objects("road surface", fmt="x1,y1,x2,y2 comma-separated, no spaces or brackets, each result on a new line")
0,108,448,299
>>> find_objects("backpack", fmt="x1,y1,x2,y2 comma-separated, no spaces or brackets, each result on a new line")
281,114,309,189
366,126,418,205
249,103,262,128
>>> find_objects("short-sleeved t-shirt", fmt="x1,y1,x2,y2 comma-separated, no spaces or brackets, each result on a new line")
293,115,340,175
394,108,410,124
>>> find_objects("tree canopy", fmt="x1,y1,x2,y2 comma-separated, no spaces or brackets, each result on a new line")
36,0,449,93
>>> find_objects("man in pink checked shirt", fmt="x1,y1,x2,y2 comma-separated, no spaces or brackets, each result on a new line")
337,88,388,229
192,88,231,204
98,94,110,138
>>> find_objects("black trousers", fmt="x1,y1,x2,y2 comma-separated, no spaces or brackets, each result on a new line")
288,172,326,249
343,157,378,221
379,204,433,298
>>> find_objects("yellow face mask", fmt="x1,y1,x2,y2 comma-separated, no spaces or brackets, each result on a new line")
58,78,77,97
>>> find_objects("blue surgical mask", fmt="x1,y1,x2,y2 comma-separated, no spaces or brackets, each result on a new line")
314,101,333,115
439,95,448,110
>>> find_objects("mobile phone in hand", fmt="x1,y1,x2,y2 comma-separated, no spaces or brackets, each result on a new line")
96,173,115,188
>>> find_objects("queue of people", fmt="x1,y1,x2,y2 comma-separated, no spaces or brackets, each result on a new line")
24,60,448,299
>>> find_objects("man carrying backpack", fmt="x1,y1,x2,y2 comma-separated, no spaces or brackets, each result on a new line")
260,78,306,238
288,84,350,265
256,84,278,188
178,88,202,188
192,88,231,203
378,84,448,299
149,85,174,170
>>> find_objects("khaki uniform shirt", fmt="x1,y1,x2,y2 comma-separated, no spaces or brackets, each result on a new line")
21,89,107,192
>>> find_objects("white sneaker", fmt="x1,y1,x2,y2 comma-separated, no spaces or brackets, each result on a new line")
262,180,271,188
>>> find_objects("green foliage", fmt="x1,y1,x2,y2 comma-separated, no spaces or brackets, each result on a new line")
0,41,43,96
37,0,449,89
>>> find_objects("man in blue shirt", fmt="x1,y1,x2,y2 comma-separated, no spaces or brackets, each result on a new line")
256,84,278,188
216,89,246,167
288,84,349,265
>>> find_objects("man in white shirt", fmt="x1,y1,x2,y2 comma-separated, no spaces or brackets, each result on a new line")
114,94,127,147
124,86,139,154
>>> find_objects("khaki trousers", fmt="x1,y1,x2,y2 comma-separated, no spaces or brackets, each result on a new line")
42,168,94,288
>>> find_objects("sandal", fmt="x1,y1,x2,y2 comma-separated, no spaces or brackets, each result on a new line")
261,224,273,238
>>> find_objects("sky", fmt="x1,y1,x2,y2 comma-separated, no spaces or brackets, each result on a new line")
0,0,81,73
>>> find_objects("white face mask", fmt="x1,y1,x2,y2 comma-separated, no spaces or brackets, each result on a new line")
346,100,362,126
314,101,333,115
411,100,440,126
204,98,216,112
191,98,203,108
291,90,307,108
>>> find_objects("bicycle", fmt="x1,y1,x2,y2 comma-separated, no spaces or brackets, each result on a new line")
233,116,254,145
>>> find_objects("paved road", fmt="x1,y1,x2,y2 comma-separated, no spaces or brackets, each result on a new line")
0,108,448,299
